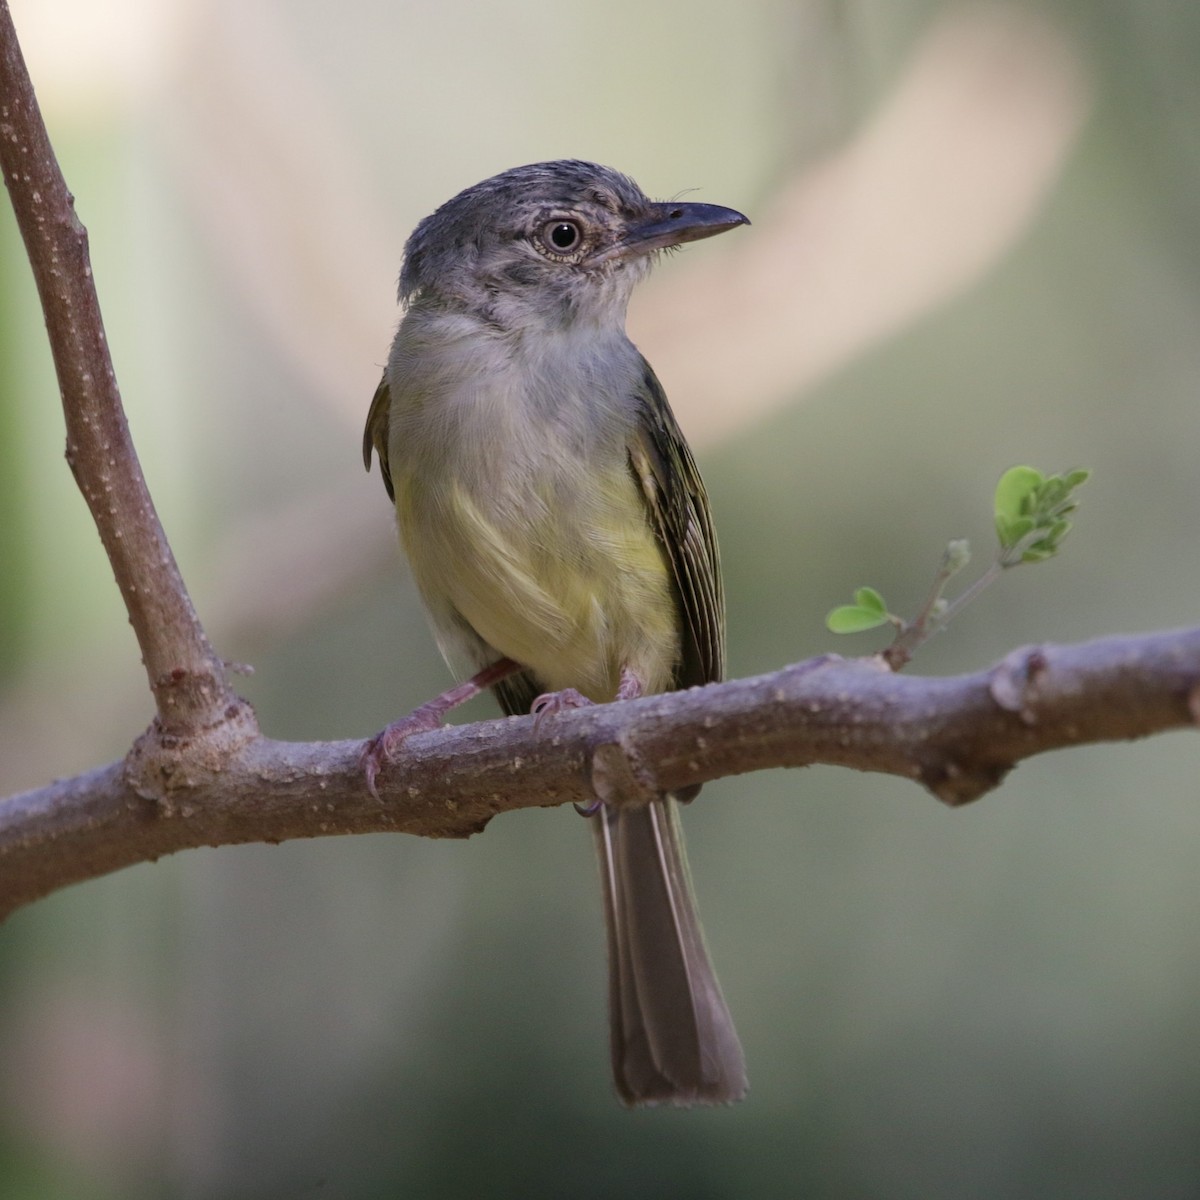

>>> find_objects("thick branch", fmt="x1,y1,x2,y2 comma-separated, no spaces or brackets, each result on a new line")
1,627,1196,920
0,1,235,731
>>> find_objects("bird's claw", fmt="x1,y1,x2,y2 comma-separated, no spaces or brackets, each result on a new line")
530,687,592,729
359,706,445,799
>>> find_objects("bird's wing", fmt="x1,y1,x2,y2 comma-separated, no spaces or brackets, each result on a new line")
627,358,725,690
363,372,395,501
365,369,541,715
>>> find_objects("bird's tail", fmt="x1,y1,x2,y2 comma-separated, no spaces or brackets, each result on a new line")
593,796,747,1106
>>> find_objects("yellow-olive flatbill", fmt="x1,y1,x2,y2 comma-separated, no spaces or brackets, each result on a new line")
362,161,749,1106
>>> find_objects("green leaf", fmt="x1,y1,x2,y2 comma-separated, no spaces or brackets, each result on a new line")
995,464,1091,560
826,605,891,634
852,586,887,616
996,515,1034,548
995,466,1043,525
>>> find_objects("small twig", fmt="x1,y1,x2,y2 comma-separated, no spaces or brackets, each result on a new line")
0,1,237,733
878,541,972,670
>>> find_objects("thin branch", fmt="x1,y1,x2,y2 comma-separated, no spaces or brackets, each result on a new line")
1,627,1197,921
0,0,237,733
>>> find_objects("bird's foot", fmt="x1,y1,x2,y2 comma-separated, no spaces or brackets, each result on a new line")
531,670,645,816
615,666,645,701
360,705,446,800
530,687,592,725
361,658,524,799
529,688,598,815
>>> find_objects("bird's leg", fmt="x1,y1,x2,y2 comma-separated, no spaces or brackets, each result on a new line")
361,657,522,798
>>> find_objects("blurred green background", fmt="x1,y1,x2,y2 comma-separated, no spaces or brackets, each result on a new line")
2,0,1200,1196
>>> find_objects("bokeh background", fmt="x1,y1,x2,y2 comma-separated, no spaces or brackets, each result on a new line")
2,0,1199,1196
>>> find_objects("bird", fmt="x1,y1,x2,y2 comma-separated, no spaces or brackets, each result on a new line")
361,160,749,1106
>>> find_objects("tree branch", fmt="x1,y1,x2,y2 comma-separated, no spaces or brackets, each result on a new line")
0,0,237,732
1,627,1197,921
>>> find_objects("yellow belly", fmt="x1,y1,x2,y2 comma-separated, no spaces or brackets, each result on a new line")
397,470,679,702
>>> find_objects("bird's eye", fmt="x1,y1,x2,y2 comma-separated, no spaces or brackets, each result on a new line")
541,219,583,255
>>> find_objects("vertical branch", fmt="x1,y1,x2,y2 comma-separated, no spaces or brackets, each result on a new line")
0,1,235,732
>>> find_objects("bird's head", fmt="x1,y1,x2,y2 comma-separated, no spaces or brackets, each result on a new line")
398,160,748,332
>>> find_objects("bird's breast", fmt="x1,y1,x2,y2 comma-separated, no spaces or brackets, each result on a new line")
387,332,679,699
